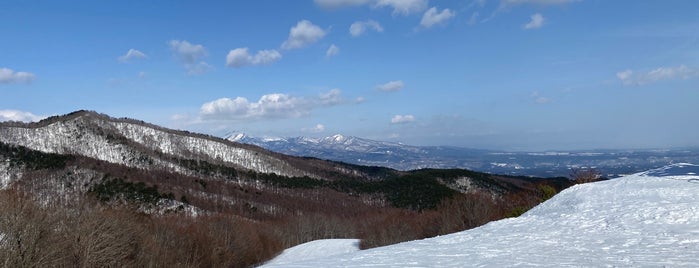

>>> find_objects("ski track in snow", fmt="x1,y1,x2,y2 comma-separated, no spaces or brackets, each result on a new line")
263,163,699,267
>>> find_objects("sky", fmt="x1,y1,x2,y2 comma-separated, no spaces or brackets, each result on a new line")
1,0,697,151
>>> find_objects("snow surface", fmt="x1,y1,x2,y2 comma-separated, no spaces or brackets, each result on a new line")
262,163,699,267
263,239,360,266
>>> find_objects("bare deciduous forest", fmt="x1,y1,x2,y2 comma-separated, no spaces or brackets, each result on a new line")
1,171,567,267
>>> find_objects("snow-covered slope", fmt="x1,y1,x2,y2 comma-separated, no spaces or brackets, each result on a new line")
264,239,360,266
0,111,309,177
262,163,699,267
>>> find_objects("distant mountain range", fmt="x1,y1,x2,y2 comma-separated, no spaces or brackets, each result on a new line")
227,132,699,178
227,132,488,170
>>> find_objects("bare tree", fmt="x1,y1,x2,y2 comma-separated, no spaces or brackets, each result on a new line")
0,189,66,267
63,208,145,268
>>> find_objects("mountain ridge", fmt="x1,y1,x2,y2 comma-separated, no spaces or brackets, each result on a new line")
226,132,483,171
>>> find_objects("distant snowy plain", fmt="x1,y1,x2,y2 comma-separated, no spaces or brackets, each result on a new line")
263,163,699,267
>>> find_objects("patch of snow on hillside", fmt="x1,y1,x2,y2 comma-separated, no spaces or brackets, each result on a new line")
262,163,699,267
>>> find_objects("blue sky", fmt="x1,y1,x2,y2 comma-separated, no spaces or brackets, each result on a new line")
1,0,697,151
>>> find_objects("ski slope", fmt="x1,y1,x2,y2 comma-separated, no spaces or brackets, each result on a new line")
262,163,699,267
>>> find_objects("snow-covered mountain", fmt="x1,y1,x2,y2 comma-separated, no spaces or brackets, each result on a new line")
228,132,699,178
226,132,494,171
228,132,426,155
263,163,699,267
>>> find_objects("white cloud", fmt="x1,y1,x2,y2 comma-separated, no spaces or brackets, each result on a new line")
281,20,327,50
326,44,340,57
319,88,343,105
315,0,427,15
168,40,207,64
420,7,456,28
200,95,298,120
376,80,404,92
118,49,147,62
523,13,545,29
349,20,384,37
200,89,345,120
644,65,696,82
355,96,366,103
617,65,698,86
0,68,36,84
0,110,44,122
226,48,282,68
168,40,212,75
303,124,326,133
375,0,428,16
391,114,415,124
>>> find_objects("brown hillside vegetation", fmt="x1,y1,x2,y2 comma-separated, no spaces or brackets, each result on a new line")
0,185,556,267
